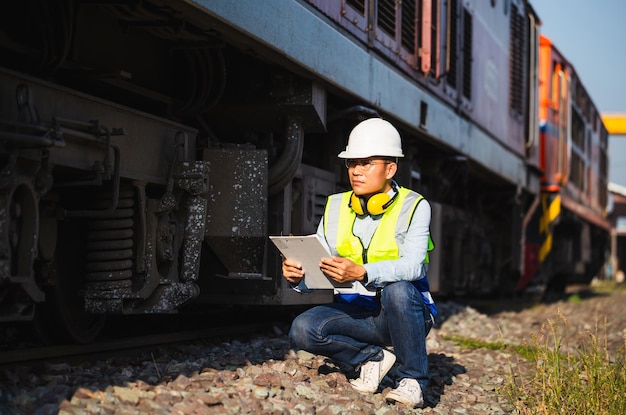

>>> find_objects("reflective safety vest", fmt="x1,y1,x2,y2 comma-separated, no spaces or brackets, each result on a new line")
323,187,436,315
323,187,433,265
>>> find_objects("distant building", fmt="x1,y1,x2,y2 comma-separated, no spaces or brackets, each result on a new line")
608,183,626,283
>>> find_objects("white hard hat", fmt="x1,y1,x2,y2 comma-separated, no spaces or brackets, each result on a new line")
338,118,404,159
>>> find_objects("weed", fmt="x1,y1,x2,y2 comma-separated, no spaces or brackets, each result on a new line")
503,311,626,414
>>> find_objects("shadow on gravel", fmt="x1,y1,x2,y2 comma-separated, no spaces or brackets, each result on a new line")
320,350,467,409
423,352,466,408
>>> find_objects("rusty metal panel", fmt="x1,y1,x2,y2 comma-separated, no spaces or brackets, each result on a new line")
203,148,268,277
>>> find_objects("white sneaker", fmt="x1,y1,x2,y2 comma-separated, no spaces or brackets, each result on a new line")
385,378,424,408
349,349,396,393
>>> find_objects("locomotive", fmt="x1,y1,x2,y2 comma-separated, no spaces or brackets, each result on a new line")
0,0,609,343
519,34,610,294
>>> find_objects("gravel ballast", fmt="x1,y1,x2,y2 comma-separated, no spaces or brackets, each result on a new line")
2,286,625,415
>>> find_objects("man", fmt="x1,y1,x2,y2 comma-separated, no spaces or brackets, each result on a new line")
282,118,436,408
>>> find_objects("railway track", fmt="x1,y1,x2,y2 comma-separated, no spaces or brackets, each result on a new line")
0,304,297,367
0,322,275,367
0,322,273,367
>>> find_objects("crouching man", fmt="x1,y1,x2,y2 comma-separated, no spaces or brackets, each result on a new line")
282,118,437,408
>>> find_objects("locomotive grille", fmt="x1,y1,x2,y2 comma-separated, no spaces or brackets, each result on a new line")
509,3,526,115
429,0,439,77
346,0,365,15
447,0,458,89
461,8,472,100
377,0,396,38
401,0,416,52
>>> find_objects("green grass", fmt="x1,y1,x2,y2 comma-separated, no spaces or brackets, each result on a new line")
591,279,626,294
566,292,582,304
503,312,626,415
446,296,626,414
443,335,537,362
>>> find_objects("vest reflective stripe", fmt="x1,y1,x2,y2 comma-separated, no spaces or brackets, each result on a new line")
395,191,434,264
323,192,363,263
323,187,427,264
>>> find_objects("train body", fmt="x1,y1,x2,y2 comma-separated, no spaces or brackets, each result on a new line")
0,0,609,342
519,34,610,293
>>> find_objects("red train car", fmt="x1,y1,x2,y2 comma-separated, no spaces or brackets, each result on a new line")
520,34,610,294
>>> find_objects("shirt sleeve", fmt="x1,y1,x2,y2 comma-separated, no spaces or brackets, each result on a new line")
364,198,431,286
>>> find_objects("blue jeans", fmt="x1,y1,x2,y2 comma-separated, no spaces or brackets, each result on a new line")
289,281,433,390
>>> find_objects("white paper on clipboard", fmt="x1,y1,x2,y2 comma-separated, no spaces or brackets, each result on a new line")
269,234,351,289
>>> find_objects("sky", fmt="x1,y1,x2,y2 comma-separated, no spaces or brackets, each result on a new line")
530,0,626,188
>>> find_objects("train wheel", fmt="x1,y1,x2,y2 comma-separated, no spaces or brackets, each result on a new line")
543,272,568,302
33,221,106,344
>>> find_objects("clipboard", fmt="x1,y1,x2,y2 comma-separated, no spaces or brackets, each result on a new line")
269,234,351,289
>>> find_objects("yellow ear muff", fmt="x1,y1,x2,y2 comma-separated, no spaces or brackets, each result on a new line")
366,193,392,215
349,191,397,215
350,192,366,215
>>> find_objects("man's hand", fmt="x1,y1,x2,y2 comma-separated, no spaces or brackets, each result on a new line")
281,257,305,284
319,256,367,284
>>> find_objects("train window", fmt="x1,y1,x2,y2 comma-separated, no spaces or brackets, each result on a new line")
550,63,565,112
600,126,608,148
570,151,584,191
600,155,608,201
573,76,582,110
571,110,585,149
590,107,596,131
